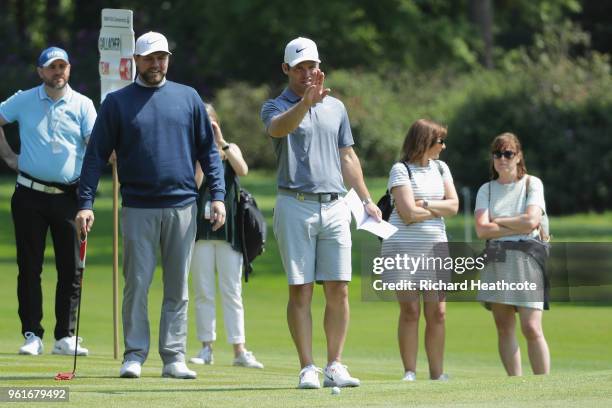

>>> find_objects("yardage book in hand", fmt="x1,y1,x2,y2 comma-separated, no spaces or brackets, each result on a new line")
344,189,398,240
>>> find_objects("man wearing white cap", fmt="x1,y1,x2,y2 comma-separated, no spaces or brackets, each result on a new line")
0,46,96,357
261,37,382,389
76,31,225,379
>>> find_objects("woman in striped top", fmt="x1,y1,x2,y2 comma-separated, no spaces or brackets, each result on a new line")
381,119,459,381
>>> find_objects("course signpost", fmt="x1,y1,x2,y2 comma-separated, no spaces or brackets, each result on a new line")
98,8,135,360
99,9,135,102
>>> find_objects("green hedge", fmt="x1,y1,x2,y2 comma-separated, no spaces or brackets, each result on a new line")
4,25,608,215
212,25,611,215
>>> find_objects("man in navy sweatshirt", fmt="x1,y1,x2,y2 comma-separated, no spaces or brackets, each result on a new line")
75,32,225,379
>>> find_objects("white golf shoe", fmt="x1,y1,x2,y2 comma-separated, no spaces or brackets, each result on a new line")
18,332,43,355
233,350,264,369
432,373,449,381
120,361,142,378
52,336,88,356
162,362,197,379
402,370,416,381
298,365,322,389
323,362,360,387
189,345,213,365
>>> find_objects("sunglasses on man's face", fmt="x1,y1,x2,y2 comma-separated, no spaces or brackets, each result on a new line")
492,150,516,159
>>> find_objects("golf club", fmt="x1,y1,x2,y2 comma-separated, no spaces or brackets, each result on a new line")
55,234,87,381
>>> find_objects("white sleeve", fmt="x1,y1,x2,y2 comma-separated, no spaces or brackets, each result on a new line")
526,176,546,213
474,183,490,212
387,163,410,190
438,160,453,183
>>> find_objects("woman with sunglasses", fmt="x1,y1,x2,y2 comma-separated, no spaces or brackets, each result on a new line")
381,119,459,381
474,132,550,376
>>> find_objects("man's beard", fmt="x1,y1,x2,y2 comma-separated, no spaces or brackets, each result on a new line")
139,70,165,86
44,77,67,89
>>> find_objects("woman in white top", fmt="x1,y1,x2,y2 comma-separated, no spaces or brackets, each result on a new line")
382,119,458,381
474,132,550,376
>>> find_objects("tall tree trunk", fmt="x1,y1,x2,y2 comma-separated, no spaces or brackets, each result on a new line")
469,0,494,68
46,0,61,44
15,0,27,43
72,0,102,32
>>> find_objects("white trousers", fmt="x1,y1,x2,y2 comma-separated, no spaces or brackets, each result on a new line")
191,240,245,344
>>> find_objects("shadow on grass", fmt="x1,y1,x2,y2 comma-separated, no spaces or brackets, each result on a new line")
88,386,297,394
0,376,67,381
0,376,299,393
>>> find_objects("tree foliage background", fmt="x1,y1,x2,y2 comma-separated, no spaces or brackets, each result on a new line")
1,0,611,214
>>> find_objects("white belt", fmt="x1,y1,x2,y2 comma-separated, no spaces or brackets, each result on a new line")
17,174,65,194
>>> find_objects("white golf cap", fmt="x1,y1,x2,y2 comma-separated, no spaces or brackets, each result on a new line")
284,37,320,67
135,31,172,56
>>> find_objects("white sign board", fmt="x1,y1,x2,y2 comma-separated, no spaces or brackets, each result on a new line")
99,9,135,103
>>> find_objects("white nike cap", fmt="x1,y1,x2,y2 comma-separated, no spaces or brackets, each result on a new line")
135,32,172,56
284,37,320,67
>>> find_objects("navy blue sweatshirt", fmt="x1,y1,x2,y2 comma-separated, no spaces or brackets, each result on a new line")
78,81,224,209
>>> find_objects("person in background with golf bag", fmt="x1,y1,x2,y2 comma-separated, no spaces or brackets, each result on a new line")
75,32,225,380
0,46,96,357
189,103,263,369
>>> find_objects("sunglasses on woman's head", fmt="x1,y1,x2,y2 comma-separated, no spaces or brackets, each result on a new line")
492,150,516,159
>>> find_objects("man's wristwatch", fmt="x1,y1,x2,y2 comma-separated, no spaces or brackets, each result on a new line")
221,143,230,151
362,197,373,206
422,200,429,209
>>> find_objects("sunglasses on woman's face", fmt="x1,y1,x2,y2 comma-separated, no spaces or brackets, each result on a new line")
436,139,446,145
492,150,516,159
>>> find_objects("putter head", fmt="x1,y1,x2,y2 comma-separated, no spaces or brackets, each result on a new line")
55,371,75,380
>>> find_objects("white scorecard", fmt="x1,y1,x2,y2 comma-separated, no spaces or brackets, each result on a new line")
345,189,398,240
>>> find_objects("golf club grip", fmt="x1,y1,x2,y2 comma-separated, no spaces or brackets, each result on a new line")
78,238,87,269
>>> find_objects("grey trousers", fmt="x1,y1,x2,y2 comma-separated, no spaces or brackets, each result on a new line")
120,203,196,365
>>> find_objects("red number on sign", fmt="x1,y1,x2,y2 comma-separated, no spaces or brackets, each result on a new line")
119,58,132,80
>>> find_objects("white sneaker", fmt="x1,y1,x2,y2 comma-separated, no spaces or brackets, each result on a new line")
162,362,197,379
233,350,264,369
298,365,322,389
432,373,449,381
189,345,214,365
52,336,88,356
402,370,416,381
120,361,142,378
323,362,360,387
19,332,43,355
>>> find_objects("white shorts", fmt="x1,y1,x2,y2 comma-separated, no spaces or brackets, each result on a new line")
273,194,352,285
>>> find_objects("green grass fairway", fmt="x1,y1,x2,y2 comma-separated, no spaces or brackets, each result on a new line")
0,173,611,407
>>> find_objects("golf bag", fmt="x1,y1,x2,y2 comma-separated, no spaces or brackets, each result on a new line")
238,187,267,282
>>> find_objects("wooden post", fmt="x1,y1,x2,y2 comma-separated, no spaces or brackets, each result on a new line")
112,162,120,360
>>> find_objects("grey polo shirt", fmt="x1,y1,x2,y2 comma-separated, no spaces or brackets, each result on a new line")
261,88,354,193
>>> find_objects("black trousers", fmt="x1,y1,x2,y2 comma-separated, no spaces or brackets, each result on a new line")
11,184,80,340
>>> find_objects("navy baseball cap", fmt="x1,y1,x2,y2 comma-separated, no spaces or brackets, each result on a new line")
38,47,70,67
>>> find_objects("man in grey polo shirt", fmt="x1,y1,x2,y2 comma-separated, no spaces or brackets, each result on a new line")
261,37,382,389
